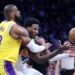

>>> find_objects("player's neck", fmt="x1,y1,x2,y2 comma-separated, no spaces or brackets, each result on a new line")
7,17,15,21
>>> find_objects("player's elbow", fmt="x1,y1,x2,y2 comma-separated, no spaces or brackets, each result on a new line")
35,58,46,64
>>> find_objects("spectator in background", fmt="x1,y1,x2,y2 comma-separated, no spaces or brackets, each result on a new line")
55,41,75,75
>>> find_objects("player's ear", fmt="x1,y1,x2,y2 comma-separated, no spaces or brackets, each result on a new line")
10,12,14,18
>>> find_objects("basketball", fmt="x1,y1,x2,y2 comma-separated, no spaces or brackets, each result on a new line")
69,27,75,44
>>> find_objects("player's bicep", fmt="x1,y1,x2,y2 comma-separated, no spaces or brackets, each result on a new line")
9,24,29,39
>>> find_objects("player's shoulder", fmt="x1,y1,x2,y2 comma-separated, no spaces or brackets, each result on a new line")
9,21,16,25
0,20,16,25
0,20,7,24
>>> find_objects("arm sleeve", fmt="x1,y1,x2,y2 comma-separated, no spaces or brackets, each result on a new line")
49,53,69,62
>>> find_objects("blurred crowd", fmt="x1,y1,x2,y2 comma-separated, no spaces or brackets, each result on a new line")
0,0,75,43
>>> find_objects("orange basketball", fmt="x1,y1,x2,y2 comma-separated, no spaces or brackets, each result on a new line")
69,27,75,44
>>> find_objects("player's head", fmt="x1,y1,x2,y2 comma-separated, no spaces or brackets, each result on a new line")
69,27,75,44
24,18,40,38
4,4,21,20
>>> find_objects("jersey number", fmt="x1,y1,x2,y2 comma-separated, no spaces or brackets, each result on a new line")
0,35,2,45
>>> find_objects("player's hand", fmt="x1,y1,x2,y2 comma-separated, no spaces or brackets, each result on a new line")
63,41,75,50
69,45,75,50
43,43,52,49
34,36,45,45
59,43,70,53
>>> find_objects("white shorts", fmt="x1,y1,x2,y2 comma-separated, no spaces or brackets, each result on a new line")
16,56,43,75
16,70,24,75
23,68,43,75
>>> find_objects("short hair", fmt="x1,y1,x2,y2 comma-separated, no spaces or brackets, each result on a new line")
4,4,16,15
24,18,40,28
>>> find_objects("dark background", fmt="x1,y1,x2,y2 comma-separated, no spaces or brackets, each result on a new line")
0,0,75,44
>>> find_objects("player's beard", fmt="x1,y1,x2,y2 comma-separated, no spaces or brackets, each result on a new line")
29,33,37,39
15,15,23,25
